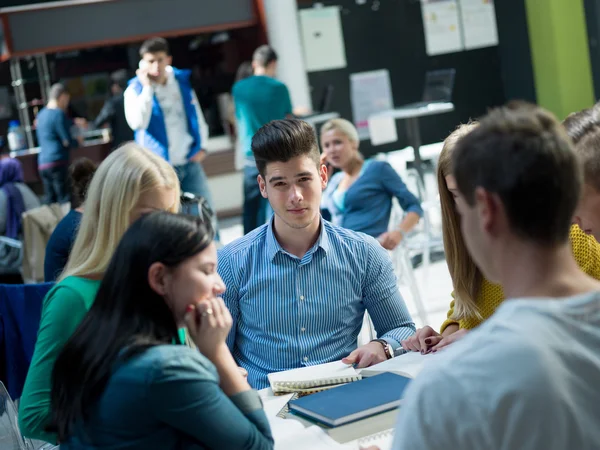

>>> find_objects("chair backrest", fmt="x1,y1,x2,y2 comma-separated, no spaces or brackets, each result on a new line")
0,381,31,450
0,283,55,399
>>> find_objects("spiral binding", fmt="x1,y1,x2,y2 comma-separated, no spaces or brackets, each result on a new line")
358,428,395,447
273,374,362,392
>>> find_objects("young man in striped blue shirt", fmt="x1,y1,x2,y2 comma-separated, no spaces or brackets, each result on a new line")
218,119,416,389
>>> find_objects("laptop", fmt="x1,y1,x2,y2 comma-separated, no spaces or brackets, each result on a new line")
299,84,334,119
400,69,456,110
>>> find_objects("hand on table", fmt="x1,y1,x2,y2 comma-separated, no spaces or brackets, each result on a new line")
342,341,388,369
401,326,469,354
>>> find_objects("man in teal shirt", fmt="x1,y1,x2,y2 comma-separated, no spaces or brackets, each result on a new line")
233,45,293,234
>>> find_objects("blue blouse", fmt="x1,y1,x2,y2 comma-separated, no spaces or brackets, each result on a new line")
61,345,273,450
322,160,423,238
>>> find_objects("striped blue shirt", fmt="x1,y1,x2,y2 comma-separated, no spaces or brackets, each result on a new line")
218,218,416,389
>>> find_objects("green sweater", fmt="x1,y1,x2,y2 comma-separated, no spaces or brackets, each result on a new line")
19,276,188,443
19,276,101,443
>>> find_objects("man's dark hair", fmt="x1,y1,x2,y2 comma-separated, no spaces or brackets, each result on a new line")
574,125,600,192
251,119,320,177
139,37,169,57
49,83,67,102
453,101,581,246
562,107,600,144
252,45,278,68
110,69,128,91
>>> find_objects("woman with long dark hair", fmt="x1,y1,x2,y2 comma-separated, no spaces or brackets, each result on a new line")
50,212,273,449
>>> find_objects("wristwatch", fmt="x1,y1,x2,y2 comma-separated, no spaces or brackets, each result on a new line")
371,339,394,360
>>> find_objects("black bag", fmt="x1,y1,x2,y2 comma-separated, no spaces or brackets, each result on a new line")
0,237,22,275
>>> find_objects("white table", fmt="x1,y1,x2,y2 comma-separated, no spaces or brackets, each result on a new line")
369,102,454,186
302,112,341,128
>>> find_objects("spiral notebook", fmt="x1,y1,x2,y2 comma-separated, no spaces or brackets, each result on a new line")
268,361,362,395
357,429,394,450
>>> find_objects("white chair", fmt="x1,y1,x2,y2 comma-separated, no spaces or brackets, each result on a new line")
0,382,58,450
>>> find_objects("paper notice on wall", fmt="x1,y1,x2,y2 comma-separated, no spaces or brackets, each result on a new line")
350,70,395,141
459,0,498,50
299,6,347,72
368,116,398,146
421,0,463,56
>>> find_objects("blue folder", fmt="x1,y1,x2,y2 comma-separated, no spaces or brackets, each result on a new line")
289,372,411,427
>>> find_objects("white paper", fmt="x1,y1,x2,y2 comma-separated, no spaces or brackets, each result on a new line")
275,424,350,450
368,117,398,146
350,70,395,140
299,6,347,72
421,0,463,56
263,393,294,419
459,0,499,50
358,351,438,378
268,360,358,387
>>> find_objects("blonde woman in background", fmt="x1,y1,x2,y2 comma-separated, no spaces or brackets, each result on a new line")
19,143,181,443
320,118,422,250
401,121,600,354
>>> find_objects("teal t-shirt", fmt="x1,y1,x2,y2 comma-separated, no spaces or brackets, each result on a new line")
232,75,293,162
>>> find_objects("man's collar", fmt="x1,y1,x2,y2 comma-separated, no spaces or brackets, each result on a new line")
266,216,330,262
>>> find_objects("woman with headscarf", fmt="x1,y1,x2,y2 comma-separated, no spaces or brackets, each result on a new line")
0,158,40,239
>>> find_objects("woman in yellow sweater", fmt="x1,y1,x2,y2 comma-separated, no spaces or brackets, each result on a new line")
401,121,600,353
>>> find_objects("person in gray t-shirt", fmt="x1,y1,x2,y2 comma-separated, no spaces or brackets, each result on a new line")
389,103,600,450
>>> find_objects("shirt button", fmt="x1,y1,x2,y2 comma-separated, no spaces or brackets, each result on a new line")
301,327,306,332
304,356,309,362
300,295,305,301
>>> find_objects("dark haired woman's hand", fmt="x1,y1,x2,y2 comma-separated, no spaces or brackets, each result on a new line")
184,297,232,360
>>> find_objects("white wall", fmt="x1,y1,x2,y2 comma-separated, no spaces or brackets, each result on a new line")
262,0,312,111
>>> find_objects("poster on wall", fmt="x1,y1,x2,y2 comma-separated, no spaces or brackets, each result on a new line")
459,0,499,50
421,0,463,56
350,69,395,141
299,6,347,72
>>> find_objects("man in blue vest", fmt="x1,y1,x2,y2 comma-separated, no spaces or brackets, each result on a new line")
124,37,215,221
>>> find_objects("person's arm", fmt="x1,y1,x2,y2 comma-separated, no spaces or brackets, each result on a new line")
392,369,492,450
217,251,240,352
375,162,423,250
362,240,416,348
440,296,460,335
570,223,600,279
123,84,154,131
192,91,209,149
149,349,273,449
19,286,88,443
281,84,294,118
91,98,115,130
55,112,73,149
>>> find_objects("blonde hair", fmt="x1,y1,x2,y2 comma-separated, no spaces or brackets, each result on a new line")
437,122,483,321
320,118,360,145
60,143,180,280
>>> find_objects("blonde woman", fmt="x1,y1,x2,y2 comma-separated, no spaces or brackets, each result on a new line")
19,143,180,443
320,118,422,250
401,122,600,353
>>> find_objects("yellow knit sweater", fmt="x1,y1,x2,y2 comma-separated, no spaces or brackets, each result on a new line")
440,224,600,332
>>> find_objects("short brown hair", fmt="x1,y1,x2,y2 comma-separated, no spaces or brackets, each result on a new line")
251,119,320,177
253,45,278,68
453,102,581,246
574,125,600,192
139,37,169,57
562,107,600,144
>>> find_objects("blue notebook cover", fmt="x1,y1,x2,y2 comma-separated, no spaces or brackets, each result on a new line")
288,372,411,427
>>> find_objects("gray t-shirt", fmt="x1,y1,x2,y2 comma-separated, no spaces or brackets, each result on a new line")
393,291,600,450
0,183,41,236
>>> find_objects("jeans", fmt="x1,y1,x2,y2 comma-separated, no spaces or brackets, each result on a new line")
243,165,272,235
174,161,219,236
40,165,70,204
